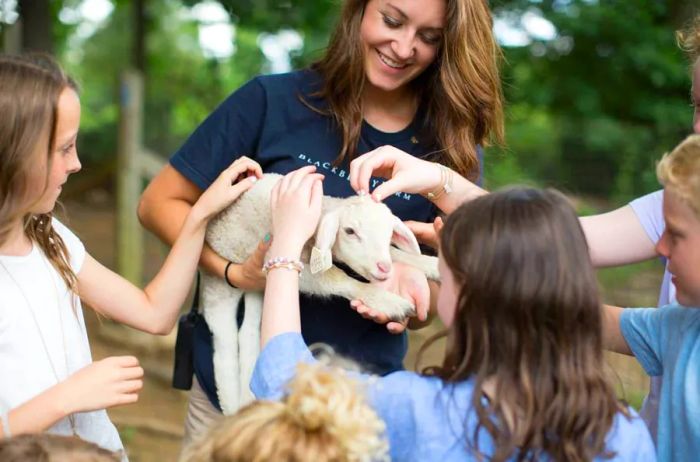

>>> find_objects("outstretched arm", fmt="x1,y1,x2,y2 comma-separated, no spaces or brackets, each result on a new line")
261,166,324,347
580,205,657,268
602,304,633,355
80,158,261,335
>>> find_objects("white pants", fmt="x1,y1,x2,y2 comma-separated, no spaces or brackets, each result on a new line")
180,376,223,457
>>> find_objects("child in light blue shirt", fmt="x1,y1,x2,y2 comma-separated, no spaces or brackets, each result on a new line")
605,134,700,461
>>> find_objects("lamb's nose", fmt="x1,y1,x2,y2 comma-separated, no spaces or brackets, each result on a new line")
376,262,391,274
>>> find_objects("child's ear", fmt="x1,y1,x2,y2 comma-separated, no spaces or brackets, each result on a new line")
391,216,421,255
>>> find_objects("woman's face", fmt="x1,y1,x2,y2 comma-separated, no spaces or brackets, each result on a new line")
359,0,445,95
30,87,81,215
693,59,699,135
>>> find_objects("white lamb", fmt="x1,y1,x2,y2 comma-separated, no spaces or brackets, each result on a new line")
202,173,439,414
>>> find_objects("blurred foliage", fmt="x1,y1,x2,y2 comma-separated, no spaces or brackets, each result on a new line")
4,0,696,202
488,0,695,201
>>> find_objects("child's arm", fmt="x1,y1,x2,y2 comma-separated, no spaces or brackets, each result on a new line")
1,356,142,437
602,304,633,355
138,162,268,291
580,206,657,268
77,158,261,335
260,166,324,347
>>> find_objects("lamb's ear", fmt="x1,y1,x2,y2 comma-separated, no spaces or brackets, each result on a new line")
391,216,421,255
310,210,339,274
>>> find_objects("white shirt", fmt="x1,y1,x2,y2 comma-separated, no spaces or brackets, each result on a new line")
0,218,124,456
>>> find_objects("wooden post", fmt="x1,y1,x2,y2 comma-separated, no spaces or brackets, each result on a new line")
2,19,21,54
117,70,144,285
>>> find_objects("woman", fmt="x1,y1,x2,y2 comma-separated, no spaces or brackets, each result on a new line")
138,0,504,446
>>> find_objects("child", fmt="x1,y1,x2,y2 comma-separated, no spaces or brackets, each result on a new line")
0,54,261,455
604,134,700,461
0,434,120,462
182,360,388,462
250,167,655,461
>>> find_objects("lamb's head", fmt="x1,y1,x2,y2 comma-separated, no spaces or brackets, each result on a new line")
313,195,421,281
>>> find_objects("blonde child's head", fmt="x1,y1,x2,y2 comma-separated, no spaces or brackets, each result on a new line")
182,361,388,462
0,433,121,461
655,135,700,306
0,53,80,291
657,134,700,219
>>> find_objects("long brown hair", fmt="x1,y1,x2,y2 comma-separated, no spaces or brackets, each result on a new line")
0,54,79,293
308,0,504,180
423,187,624,461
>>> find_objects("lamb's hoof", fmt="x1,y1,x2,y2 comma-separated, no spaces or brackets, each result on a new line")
359,289,415,322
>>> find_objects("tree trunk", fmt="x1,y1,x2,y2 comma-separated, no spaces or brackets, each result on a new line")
133,0,146,73
17,0,53,53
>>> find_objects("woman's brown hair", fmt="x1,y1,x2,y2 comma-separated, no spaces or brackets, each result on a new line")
424,187,625,461
308,0,504,181
0,53,79,294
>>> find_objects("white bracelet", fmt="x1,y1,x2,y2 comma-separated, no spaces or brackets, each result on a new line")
1,411,11,439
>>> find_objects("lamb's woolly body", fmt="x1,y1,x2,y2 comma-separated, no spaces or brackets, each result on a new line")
202,173,439,414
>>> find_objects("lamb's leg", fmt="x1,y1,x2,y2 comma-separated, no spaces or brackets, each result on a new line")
201,273,243,415
238,291,263,406
390,247,440,282
299,266,415,321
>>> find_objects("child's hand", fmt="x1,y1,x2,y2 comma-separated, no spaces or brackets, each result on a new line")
269,166,324,254
192,156,263,222
59,356,144,414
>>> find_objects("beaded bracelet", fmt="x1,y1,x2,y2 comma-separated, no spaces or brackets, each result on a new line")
262,256,304,274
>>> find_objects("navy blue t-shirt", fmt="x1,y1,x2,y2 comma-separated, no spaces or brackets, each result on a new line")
171,69,473,410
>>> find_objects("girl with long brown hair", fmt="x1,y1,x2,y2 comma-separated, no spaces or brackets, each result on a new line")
138,0,504,446
251,168,655,461
0,54,262,455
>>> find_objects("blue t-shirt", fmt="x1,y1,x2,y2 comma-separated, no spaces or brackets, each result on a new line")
252,333,656,461
170,70,472,410
620,304,700,461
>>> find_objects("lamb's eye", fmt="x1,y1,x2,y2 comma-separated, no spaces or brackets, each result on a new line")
344,227,356,235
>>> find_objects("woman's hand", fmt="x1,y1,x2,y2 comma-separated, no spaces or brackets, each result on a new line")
59,356,144,414
269,166,324,256
404,217,444,250
349,145,442,201
350,262,430,334
231,237,271,291
191,156,264,222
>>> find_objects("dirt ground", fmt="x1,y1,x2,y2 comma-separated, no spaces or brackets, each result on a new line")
59,189,661,461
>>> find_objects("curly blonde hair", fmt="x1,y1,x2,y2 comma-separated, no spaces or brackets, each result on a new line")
677,15,700,63
657,134,700,219
182,362,389,462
